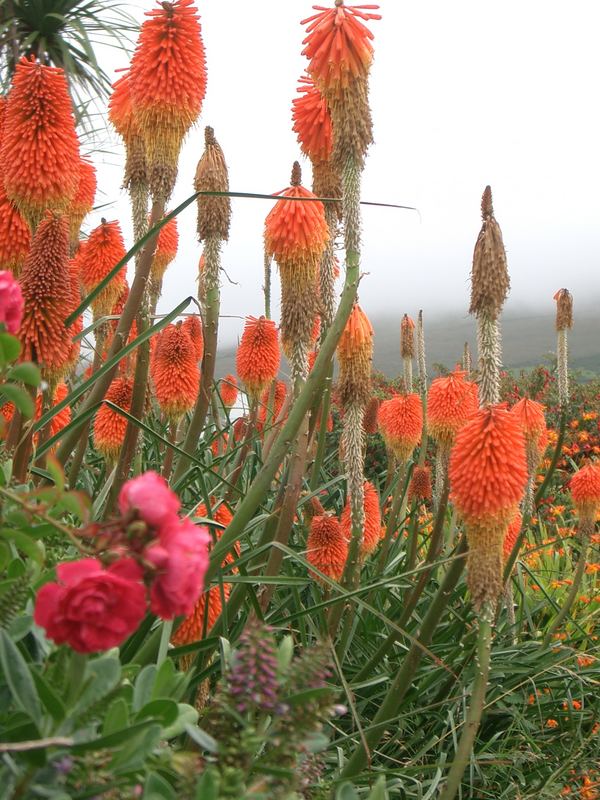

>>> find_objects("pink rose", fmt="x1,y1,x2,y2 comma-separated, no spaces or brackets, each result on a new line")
118,471,181,529
0,270,24,335
34,558,147,653
145,518,210,619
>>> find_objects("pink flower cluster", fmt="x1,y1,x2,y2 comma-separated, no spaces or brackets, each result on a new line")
34,472,210,653
0,270,23,334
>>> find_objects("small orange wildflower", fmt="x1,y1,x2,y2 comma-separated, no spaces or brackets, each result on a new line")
545,719,559,729
503,511,522,560
307,512,348,583
427,370,478,450
408,466,432,504
236,316,280,401
33,382,70,446
378,393,423,462
258,380,288,429
151,322,199,422
181,314,203,361
219,374,238,408
569,464,600,523
0,57,80,228
292,73,333,164
78,220,127,318
93,377,133,462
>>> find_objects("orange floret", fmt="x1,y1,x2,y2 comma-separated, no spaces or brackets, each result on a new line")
378,393,423,462
78,220,127,318
93,377,133,462
340,480,381,557
151,322,200,421
307,513,348,582
236,316,280,401
292,73,333,163
219,374,238,408
0,184,31,275
427,370,479,450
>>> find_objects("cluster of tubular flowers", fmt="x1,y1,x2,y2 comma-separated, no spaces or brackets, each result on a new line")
340,481,381,558
258,380,288,431
108,71,147,195
363,395,380,434
172,500,236,649
503,511,523,561
219,374,238,408
33,383,71,446
17,212,75,381
78,220,127,318
511,397,548,473
264,162,328,374
93,377,134,462
378,393,423,463
427,370,479,452
128,0,207,200
182,314,203,361
69,159,97,246
449,405,528,608
236,316,280,402
151,321,200,422
150,214,179,287
569,463,600,526
408,466,433,504
34,472,210,653
306,498,348,583
0,185,31,274
302,2,381,168
0,57,81,229
337,303,373,409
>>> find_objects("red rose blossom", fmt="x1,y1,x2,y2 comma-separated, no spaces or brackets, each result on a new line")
34,558,147,653
0,270,24,334
145,517,210,619
118,470,181,528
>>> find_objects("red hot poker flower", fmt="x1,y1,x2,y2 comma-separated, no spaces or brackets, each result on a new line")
292,74,333,164
236,316,280,401
0,185,31,275
378,393,423,462
569,463,600,523
78,220,127,318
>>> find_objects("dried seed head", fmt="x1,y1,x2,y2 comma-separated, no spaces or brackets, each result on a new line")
363,395,380,434
401,314,415,359
554,288,573,331
469,186,510,321
194,126,231,242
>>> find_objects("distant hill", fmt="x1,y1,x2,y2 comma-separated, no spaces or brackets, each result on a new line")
215,308,600,380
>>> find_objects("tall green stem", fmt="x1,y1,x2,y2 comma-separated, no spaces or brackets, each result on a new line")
439,602,494,800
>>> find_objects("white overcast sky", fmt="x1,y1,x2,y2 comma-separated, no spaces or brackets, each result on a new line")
90,0,600,345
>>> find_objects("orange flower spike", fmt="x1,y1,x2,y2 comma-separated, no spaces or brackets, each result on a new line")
128,0,207,199
34,382,71,445
292,74,333,163
449,405,528,607
307,513,348,583
0,58,80,229
220,374,238,408
236,316,280,402
337,303,374,407
264,163,328,266
150,214,178,283
363,395,380,434
65,256,83,373
151,322,200,422
427,370,479,450
503,511,523,561
108,72,137,142
18,212,73,380
258,380,288,429
69,159,97,245
0,184,31,274
569,464,600,524
408,466,433,504
378,393,423,462
301,3,381,92
182,314,203,361
93,377,133,462
512,397,547,451
341,480,381,557
78,219,127,318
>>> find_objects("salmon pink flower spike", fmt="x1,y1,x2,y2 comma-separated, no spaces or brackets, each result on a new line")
341,480,381,557
449,404,527,607
378,393,423,463
93,377,133,462
151,322,200,422
0,186,31,275
150,214,179,284
69,159,97,245
78,219,127,318
292,74,333,164
18,212,73,380
129,0,207,201
301,3,381,93
182,314,203,361
236,316,280,401
1,58,80,230
0,270,24,334
307,512,348,583
220,374,238,408
427,370,479,451
569,463,600,524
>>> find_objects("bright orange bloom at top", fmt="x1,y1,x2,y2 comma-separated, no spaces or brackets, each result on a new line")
18,212,72,379
1,58,80,228
378,393,423,462
301,3,381,93
220,374,238,408
341,480,381,557
292,74,333,164
264,170,328,266
182,314,203,361
78,220,127,317
307,512,348,582
93,377,133,461
151,322,199,421
108,72,137,142
129,0,207,197
0,183,30,275
512,397,547,446
449,405,527,528
69,159,97,244
427,370,479,450
151,214,178,283
569,463,600,523
236,316,280,400
337,303,374,362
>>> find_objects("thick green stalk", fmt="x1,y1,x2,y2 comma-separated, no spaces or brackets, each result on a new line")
55,198,165,467
542,525,591,647
376,461,407,573
173,235,221,482
206,157,362,581
438,602,494,800
342,536,468,778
